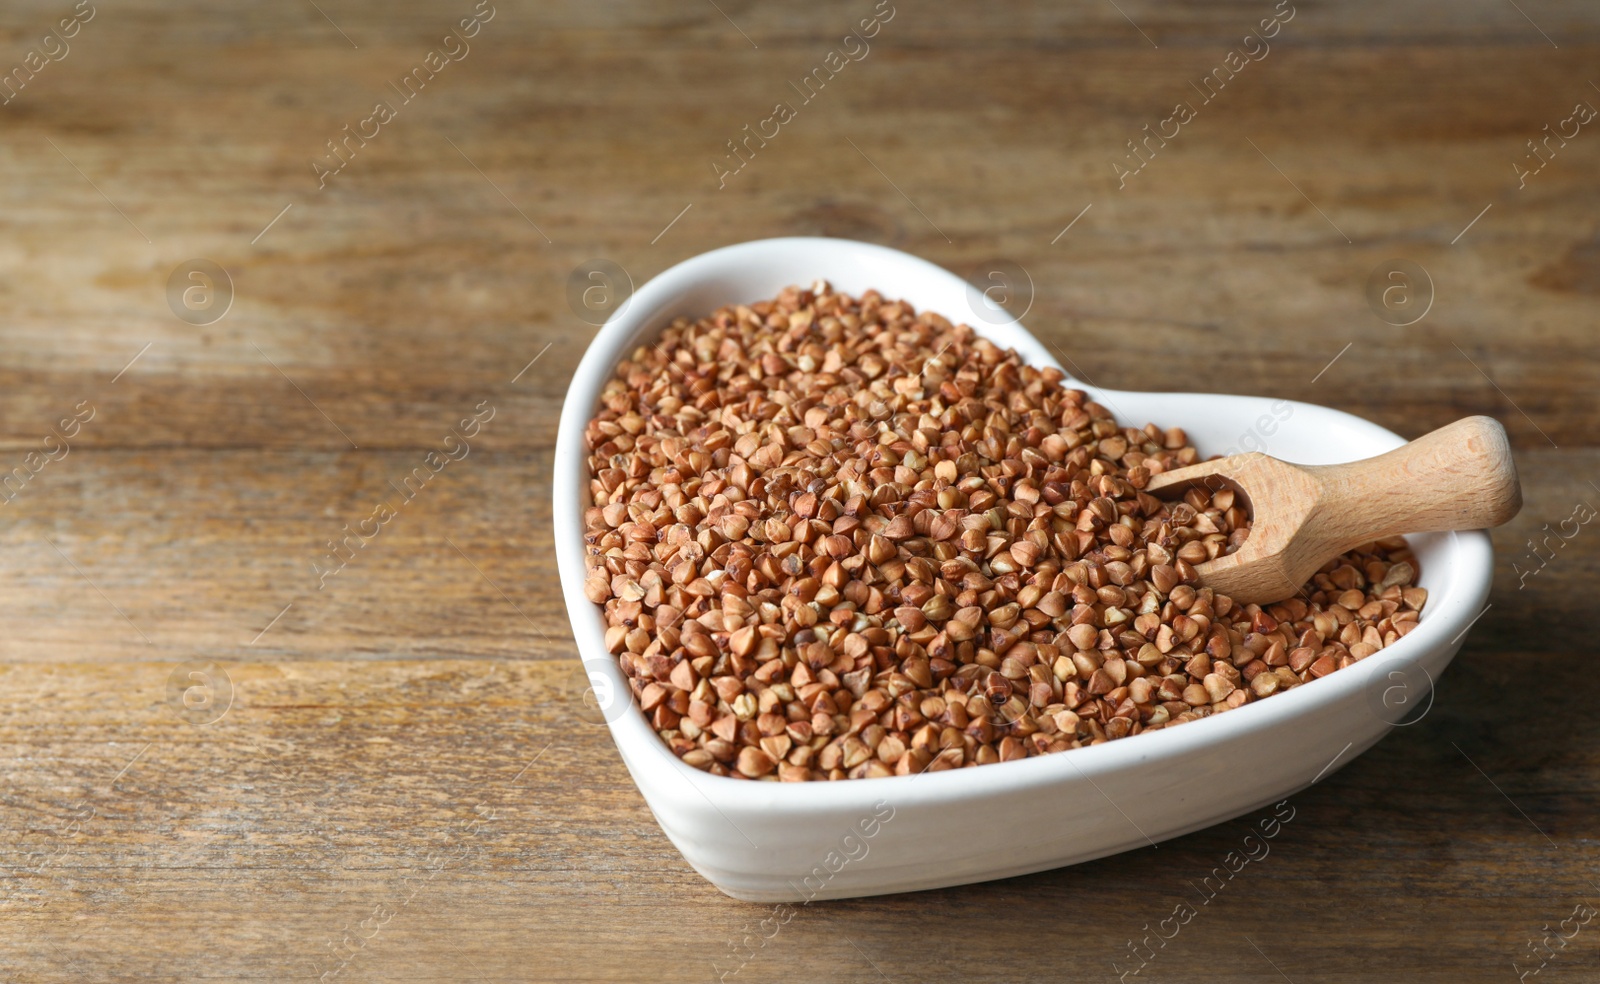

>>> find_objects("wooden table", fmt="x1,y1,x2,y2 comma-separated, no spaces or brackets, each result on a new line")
3,1,1597,979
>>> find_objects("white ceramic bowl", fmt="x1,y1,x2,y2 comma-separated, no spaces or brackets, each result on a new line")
553,237,1493,902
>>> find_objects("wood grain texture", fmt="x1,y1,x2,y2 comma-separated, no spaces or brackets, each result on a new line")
3,0,1600,980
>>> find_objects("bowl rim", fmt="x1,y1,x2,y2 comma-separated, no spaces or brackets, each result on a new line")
553,235,1494,814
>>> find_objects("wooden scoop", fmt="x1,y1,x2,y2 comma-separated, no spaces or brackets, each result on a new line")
1144,416,1522,605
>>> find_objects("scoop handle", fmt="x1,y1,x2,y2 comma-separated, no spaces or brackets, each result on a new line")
1308,416,1522,550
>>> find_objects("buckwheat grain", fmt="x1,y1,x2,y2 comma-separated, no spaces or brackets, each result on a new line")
581,283,1424,780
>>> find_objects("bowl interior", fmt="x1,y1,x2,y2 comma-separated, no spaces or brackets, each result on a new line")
553,236,1488,814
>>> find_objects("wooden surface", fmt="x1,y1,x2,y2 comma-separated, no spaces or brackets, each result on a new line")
3,1,1599,980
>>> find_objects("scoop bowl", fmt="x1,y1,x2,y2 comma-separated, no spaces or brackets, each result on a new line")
552,237,1495,902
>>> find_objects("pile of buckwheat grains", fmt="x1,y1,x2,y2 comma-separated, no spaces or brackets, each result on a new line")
581,283,1428,781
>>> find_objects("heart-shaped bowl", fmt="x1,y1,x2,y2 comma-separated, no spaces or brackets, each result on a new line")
553,237,1493,902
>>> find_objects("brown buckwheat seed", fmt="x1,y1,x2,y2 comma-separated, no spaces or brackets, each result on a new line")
581,283,1425,781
